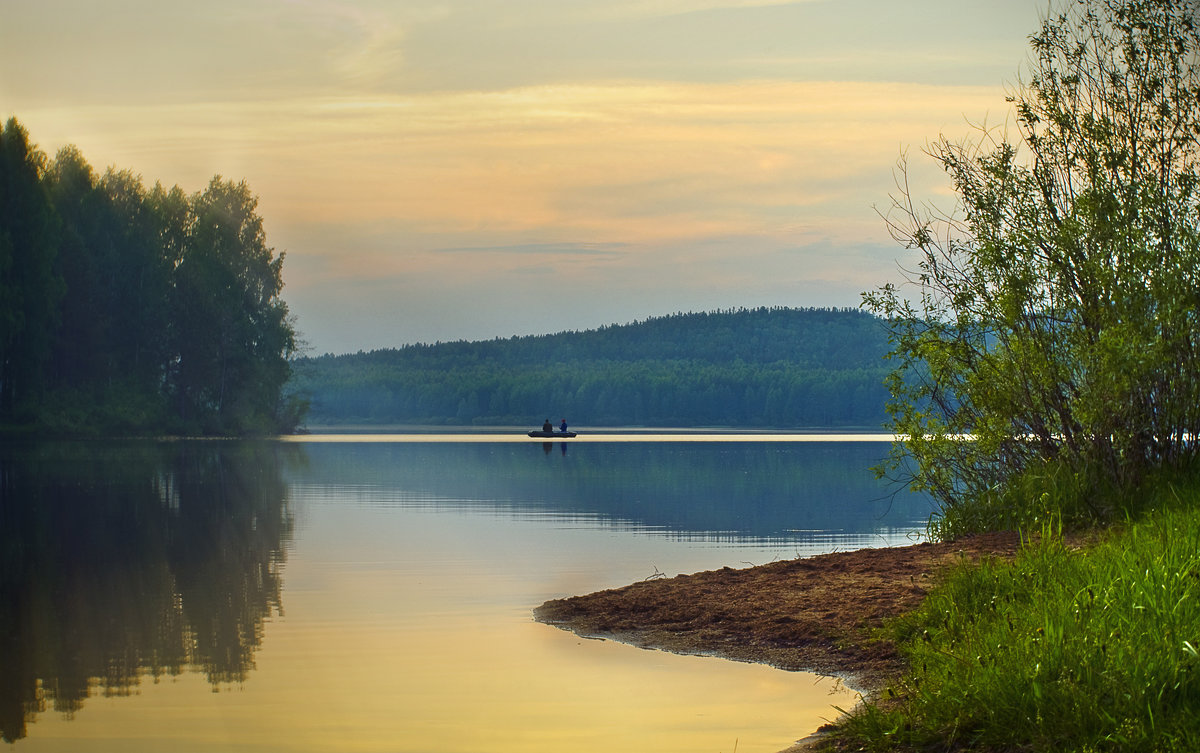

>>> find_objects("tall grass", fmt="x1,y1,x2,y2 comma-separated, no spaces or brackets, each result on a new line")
837,482,1200,751
930,458,1136,541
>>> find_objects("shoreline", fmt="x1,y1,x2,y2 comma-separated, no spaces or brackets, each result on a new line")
535,532,1024,749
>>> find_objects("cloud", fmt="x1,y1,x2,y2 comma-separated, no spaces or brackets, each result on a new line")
4,0,1044,352
386,0,1036,92
265,0,414,87
538,0,824,22
435,242,629,257
15,78,1011,253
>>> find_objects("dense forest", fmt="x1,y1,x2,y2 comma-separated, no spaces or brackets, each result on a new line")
291,307,893,428
0,118,301,435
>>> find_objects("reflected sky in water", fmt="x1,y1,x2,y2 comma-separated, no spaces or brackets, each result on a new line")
4,436,931,753
284,436,931,547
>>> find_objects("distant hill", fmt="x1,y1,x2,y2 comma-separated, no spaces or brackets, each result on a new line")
288,307,893,428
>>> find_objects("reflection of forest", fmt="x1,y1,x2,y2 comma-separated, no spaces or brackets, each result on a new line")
291,441,934,539
0,441,296,743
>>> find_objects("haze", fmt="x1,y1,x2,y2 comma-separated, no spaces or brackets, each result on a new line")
3,0,1041,354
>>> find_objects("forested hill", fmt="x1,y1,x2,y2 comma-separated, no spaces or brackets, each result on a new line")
290,307,894,428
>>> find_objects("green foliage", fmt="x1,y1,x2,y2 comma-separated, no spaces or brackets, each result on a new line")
290,307,893,427
839,478,1200,752
0,118,63,421
0,120,300,435
928,457,1111,541
864,0,1200,529
171,177,295,433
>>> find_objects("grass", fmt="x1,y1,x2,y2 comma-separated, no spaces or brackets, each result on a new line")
830,479,1200,752
929,458,1132,541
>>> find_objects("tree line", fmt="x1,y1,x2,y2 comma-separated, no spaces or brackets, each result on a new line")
291,307,894,427
0,118,302,435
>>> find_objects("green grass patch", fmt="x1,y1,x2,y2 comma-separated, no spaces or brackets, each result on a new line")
929,458,1138,541
834,484,1200,751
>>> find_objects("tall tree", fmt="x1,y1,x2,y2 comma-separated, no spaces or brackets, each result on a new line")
171,178,296,433
864,0,1200,530
0,121,301,435
42,150,177,429
99,168,174,392
0,119,62,421
44,146,112,391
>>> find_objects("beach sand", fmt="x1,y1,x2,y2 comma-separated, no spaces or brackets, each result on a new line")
535,531,1023,750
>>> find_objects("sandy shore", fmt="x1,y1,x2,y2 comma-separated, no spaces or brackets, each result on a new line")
535,532,1023,749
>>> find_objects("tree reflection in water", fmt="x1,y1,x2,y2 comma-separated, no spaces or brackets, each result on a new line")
0,440,296,742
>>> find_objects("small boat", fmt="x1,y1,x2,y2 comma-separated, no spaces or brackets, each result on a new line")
527,430,577,438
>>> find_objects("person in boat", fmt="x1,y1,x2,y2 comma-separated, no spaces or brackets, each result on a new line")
560,418,568,433
542,419,553,433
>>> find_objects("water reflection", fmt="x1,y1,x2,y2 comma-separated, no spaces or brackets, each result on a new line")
0,441,295,743
288,440,933,544
1,437,931,752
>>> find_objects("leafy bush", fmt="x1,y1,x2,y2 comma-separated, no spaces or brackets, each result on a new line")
865,0,1200,529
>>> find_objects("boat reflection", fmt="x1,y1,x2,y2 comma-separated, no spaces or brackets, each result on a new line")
0,441,295,743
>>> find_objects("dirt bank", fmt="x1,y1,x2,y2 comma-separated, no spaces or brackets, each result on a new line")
535,531,1023,745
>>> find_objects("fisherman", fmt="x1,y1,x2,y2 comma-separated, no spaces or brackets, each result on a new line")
542,418,553,433
560,418,568,433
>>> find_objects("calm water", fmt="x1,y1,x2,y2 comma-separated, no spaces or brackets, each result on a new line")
1,435,934,752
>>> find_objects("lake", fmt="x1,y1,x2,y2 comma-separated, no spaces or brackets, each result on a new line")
0,434,934,752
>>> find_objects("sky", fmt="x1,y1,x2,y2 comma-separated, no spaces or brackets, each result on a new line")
3,0,1044,354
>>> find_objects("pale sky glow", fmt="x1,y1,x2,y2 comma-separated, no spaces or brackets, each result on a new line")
4,0,1043,353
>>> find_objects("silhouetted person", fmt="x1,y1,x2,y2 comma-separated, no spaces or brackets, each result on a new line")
542,419,553,433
